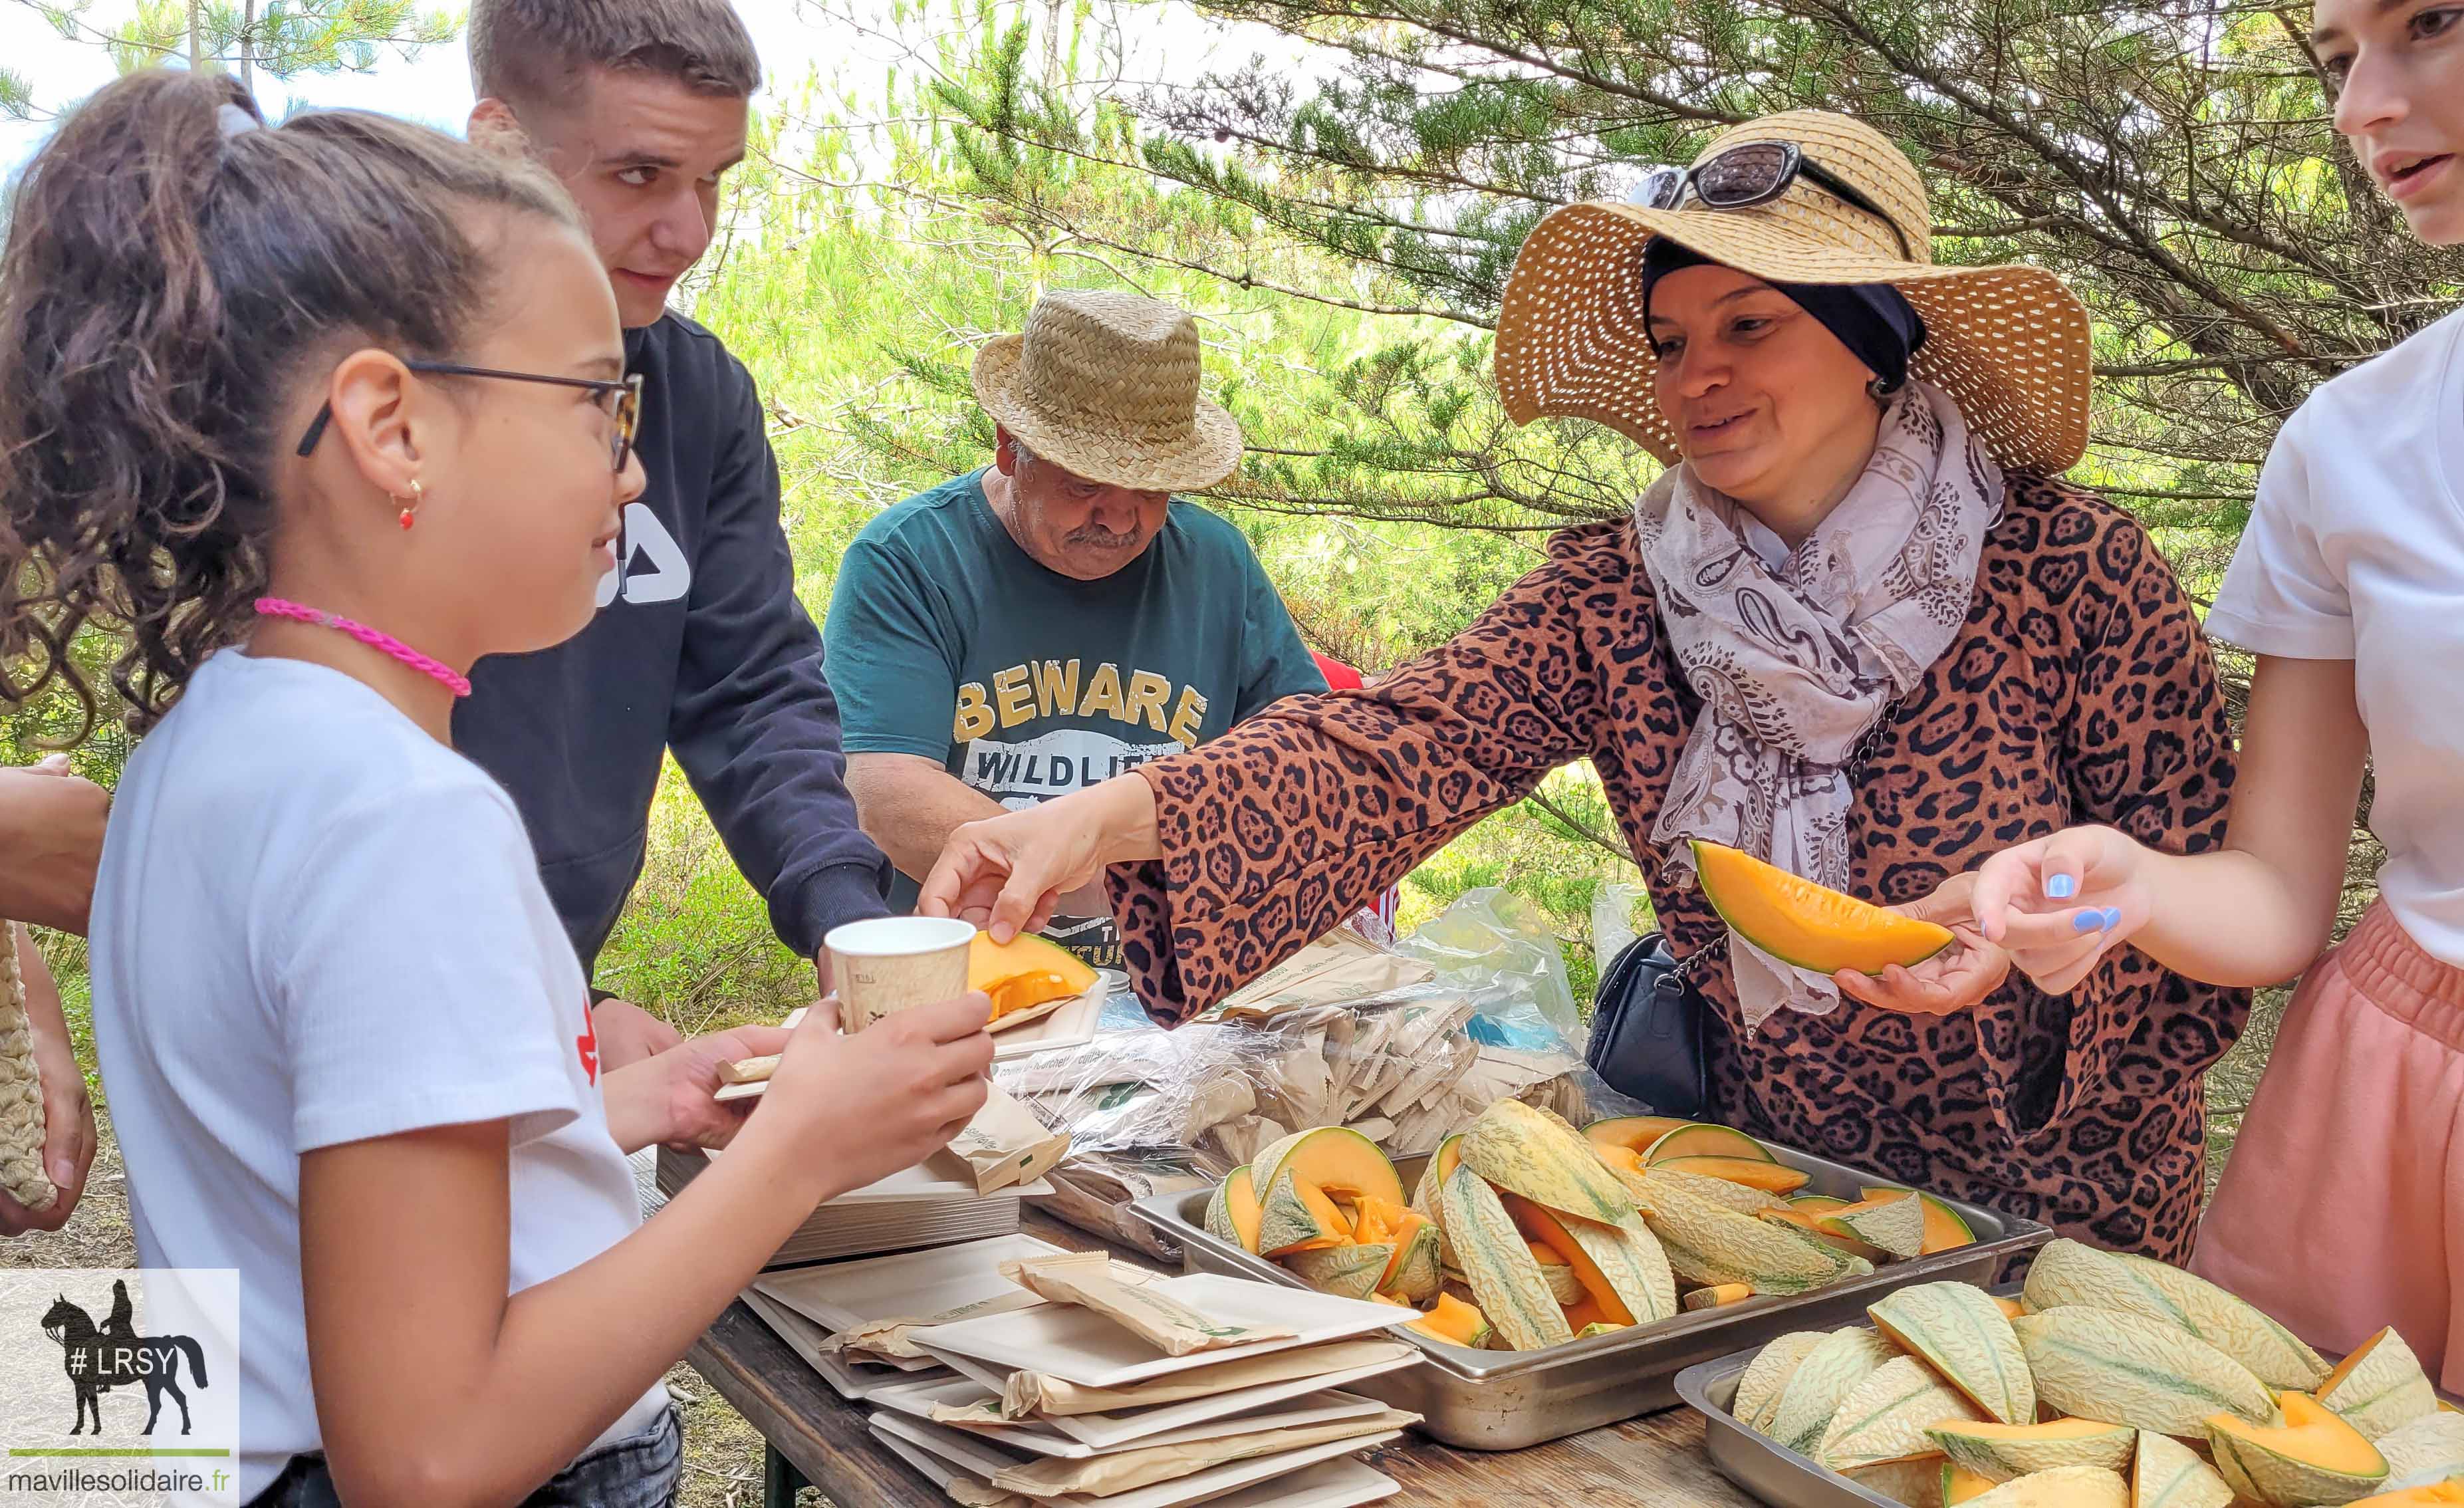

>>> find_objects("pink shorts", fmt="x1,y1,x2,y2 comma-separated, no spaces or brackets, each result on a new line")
2194,904,2464,1388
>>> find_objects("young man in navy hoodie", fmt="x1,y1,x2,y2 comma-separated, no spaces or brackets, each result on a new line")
461,0,892,1068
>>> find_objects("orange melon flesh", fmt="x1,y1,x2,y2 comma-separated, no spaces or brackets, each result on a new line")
1862,1186,1979,1254
2351,1483,2464,1506
1683,1283,1754,1311
1431,1137,1465,1188
1565,1297,1630,1330
1644,1123,1775,1164
1943,1465,1996,1505
1218,1173,1264,1252
1527,1240,1570,1267
2209,1391,2388,1477
1764,1207,1888,1262
1594,1144,1644,1176
968,931,1098,1017
1691,840,1954,974
1789,1194,1851,1212
1503,1192,1638,1326
2324,1328,2396,1396
1357,1196,1433,1290
1656,1155,1810,1194
1262,1179,1353,1257
1994,1295,2025,1321
1409,1292,1490,1346
1584,1114,1692,1152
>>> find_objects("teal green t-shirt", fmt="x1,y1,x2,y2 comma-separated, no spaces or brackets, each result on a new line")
824,469,1326,965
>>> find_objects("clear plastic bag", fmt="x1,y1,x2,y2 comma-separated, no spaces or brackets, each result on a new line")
1394,886,1582,1048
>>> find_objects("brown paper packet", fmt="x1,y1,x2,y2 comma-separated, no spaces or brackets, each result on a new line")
950,1084,1072,1196
997,1338,1414,1418
943,1477,1030,1507
997,1252,1294,1357
818,1288,1047,1362
989,1410,1418,1497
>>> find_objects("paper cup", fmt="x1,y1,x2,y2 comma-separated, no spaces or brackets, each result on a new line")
824,916,976,1031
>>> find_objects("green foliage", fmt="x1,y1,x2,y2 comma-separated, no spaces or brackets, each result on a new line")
4,0,461,119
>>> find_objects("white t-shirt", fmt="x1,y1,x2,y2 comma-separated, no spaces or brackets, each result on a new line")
88,651,667,1498
2208,304,2464,966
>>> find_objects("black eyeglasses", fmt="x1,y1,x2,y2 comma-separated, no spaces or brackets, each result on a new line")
295,360,644,472
1630,141,1914,261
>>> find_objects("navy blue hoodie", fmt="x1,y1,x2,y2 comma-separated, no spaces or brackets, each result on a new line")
453,312,892,979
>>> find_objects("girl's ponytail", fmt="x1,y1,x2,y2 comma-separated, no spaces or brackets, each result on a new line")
0,70,574,734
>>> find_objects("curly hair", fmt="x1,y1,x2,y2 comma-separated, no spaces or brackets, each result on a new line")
0,69,578,734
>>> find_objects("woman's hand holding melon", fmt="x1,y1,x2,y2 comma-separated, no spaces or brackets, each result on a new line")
1971,825,2154,994
1832,872,2011,1015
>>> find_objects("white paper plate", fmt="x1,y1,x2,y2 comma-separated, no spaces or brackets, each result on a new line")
868,1376,1386,1459
869,1412,1404,1508
912,1273,1413,1388
737,1289,955,1401
924,1341,1422,1450
751,1232,1064,1332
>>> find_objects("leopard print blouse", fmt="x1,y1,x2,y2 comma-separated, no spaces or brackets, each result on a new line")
1107,474,2250,1262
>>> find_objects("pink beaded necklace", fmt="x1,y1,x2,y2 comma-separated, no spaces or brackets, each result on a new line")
253,597,472,699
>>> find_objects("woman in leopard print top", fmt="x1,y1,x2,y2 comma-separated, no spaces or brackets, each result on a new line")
923,114,2247,1260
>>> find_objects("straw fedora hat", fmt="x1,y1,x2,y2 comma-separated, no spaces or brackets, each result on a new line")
971,290,1245,493
1493,109,2092,475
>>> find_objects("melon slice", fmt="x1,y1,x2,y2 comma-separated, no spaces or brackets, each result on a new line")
1282,1241,1396,1301
1205,1166,1264,1252
2323,1328,2439,1442
1407,1291,1492,1348
1503,1190,1677,1325
1691,839,1953,974
1643,1122,1776,1164
2132,1430,2234,1508
968,930,1099,1019
1251,1126,1404,1208
1638,1162,1787,1215
2206,1390,2390,1505
1945,1464,1998,1505
1765,1207,1890,1263
2021,1238,2330,1391
1584,1114,1693,1153
1846,1457,1951,1508
1862,1187,1980,1255
1737,1331,1833,1437
1410,1133,1465,1268
1871,1283,2035,1425
1925,1418,2135,1480
1995,1296,2026,1321
1818,1354,1986,1471
1959,1468,2129,1508
1656,1154,1813,1195
1439,1164,1573,1351
1768,1326,1904,1456
2352,1484,2464,1507
1257,1172,1352,1257
1571,1317,1626,1339
1461,1099,1642,1229
1792,1194,1852,1211
2378,1414,2464,1493
1531,1242,1584,1305
1820,1191,1926,1260
2014,1307,2275,1436
1639,1170,1868,1294
1684,1283,1754,1311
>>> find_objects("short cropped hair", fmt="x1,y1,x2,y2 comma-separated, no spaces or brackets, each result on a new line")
469,0,761,110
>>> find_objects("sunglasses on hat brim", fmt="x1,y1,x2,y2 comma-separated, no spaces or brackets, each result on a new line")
1628,140,1914,262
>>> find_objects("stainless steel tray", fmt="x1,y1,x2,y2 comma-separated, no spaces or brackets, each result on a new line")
1128,1143,2049,1450
1679,1335,1912,1508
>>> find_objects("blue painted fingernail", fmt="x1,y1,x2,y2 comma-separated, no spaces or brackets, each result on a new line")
2072,910,2104,933
2046,874,2076,900
2102,908,2123,931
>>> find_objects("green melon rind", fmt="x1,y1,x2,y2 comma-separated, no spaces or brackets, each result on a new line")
1255,1170,1342,1257
1460,1100,1643,1230
1250,1126,1404,1206
1550,1205,1678,1325
1817,1354,1985,1472
1925,1420,2135,1481
2021,1238,2330,1391
1870,1283,2036,1426
1826,1195,1927,1261
1767,1327,1904,1457
1537,1258,1583,1306
1736,1331,1832,1438
1691,839,1953,975
1845,1457,1949,1508
2205,1416,2387,1507
2131,1430,2235,1508
1203,1173,1248,1249
1639,1169,1864,1295
2011,1306,2275,1437
1379,1220,1443,1304
2375,1412,2464,1493
1280,1243,1394,1301
1439,1164,1572,1351
2322,1328,2440,1442
1959,1467,2130,1508
1643,1163,1788,1215
1410,1135,1463,1270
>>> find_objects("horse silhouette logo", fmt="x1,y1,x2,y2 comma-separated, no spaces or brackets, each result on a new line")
37,1279,211,1436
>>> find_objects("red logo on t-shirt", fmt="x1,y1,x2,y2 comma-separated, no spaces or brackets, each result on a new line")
576,1009,600,1086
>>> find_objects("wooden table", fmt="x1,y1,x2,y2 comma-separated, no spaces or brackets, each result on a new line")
686,1209,1759,1508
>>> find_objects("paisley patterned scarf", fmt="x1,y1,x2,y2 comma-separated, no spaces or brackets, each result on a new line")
1636,381,2004,1027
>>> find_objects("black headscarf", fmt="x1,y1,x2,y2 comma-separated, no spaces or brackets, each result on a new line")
1639,237,1928,394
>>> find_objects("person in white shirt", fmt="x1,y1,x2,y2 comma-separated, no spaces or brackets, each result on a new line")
0,70,993,1505
1969,0,2464,1390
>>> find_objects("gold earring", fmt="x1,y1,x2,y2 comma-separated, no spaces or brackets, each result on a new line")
396,478,424,531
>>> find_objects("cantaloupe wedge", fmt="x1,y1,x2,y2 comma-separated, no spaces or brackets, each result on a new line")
2323,1327,2440,1441
1958,1468,2128,1508
1408,1292,1493,1348
1683,1283,1754,1311
1283,1240,1395,1300
1995,1296,2026,1321
1691,840,1953,974
1584,1114,1693,1153
2351,1483,2464,1507
1818,1191,1925,1260
968,931,1098,1019
1257,1173,1352,1257
1644,1122,1776,1164
1862,1186,1981,1255
1252,1126,1405,1207
1353,1195,1441,1302
2378,1414,2464,1493
1761,1207,1890,1263
1502,1190,1676,1325
2207,1391,2390,1505
1927,1417,2135,1479
1530,1241,1584,1305
2133,1430,2235,1508
1463,1099,1644,1228
1943,1463,1997,1506
1204,1166,1264,1252
1410,1134,1466,1269
1656,1154,1812,1194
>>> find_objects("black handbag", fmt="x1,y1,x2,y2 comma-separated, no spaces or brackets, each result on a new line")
1583,930,1718,1118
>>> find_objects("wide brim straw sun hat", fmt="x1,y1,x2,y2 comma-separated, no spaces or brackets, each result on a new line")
971,289,1246,494
1493,109,2093,476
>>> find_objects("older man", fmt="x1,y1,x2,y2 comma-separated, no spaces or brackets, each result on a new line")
828,291,1324,967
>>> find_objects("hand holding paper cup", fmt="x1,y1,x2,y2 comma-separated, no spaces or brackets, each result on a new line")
718,918,981,1101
